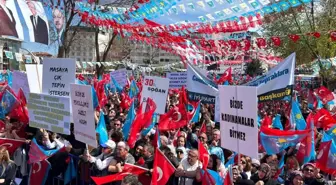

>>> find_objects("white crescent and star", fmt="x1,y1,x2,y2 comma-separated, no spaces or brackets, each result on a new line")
157,167,163,181
33,162,41,174
0,143,13,148
172,112,182,122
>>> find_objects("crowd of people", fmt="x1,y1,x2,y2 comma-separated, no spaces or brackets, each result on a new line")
0,72,334,185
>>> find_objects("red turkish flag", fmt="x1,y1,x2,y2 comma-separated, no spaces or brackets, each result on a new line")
215,67,232,85
151,148,175,185
91,163,149,185
271,37,281,47
29,160,51,185
315,140,332,172
314,86,334,104
256,38,267,48
0,138,25,155
158,102,189,131
313,108,336,129
198,141,209,170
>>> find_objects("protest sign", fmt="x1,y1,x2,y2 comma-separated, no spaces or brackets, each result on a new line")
70,84,97,148
187,64,218,104
141,76,169,114
42,58,76,97
219,86,258,159
28,93,71,135
167,72,187,88
214,93,220,122
12,71,30,98
26,64,43,93
245,53,296,102
110,69,128,88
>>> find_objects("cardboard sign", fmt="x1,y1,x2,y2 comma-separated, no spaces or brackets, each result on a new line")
219,85,258,159
28,93,71,135
110,69,128,88
167,72,187,89
42,58,76,97
141,76,169,114
12,71,30,98
70,84,97,148
26,64,43,93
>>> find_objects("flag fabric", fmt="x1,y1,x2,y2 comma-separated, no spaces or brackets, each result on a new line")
129,80,139,99
142,113,158,136
91,86,99,110
303,120,316,164
272,114,283,130
28,138,61,164
274,152,285,179
202,169,224,185
308,89,317,109
0,138,25,155
64,157,77,185
316,133,336,174
95,111,108,146
291,100,307,130
215,67,232,85
128,98,156,148
152,127,161,149
313,108,336,129
91,163,148,185
260,127,310,154
158,102,189,131
1,89,19,117
17,88,27,106
190,101,201,123
151,148,176,185
198,140,209,170
29,159,51,185
122,100,136,141
111,76,123,93
315,86,334,104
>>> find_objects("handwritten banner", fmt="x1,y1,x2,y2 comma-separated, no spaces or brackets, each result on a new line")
70,84,97,147
167,72,187,88
42,58,76,97
28,93,71,135
110,69,128,88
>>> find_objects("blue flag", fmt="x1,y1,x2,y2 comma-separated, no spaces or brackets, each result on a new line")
96,111,108,146
291,100,307,130
142,113,158,136
0,89,17,117
272,114,283,130
64,157,77,185
32,138,60,156
129,80,139,98
304,121,315,164
223,80,229,85
190,102,201,123
122,101,136,141
111,77,123,93
91,87,99,109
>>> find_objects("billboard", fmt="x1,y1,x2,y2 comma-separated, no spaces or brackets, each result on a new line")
0,0,65,51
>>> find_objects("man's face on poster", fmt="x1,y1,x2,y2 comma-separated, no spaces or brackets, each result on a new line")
53,8,64,32
27,1,37,16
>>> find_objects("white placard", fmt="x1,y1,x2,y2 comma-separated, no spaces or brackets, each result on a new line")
141,76,169,114
12,71,30,99
28,93,70,135
25,64,43,93
70,84,97,148
219,85,258,159
167,72,187,89
42,58,76,97
187,64,218,104
110,69,128,88
245,53,296,102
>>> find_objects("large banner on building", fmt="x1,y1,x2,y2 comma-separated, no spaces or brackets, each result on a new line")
245,53,296,102
0,0,65,48
187,64,218,104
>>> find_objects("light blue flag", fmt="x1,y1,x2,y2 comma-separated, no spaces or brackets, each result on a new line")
223,80,229,85
291,100,307,130
91,87,98,109
96,111,108,146
272,114,283,130
317,97,323,109
190,102,201,123
142,113,158,136
304,120,315,164
122,101,136,141
64,157,76,185
129,80,139,98
111,76,123,93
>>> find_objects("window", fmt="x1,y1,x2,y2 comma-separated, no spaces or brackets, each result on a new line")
77,58,80,61
76,52,80,56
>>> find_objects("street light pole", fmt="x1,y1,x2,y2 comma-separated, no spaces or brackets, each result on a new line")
20,47,40,64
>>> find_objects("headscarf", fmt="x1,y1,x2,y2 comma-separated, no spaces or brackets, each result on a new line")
259,163,272,180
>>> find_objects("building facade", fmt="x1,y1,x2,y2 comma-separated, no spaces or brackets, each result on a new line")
0,36,22,70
